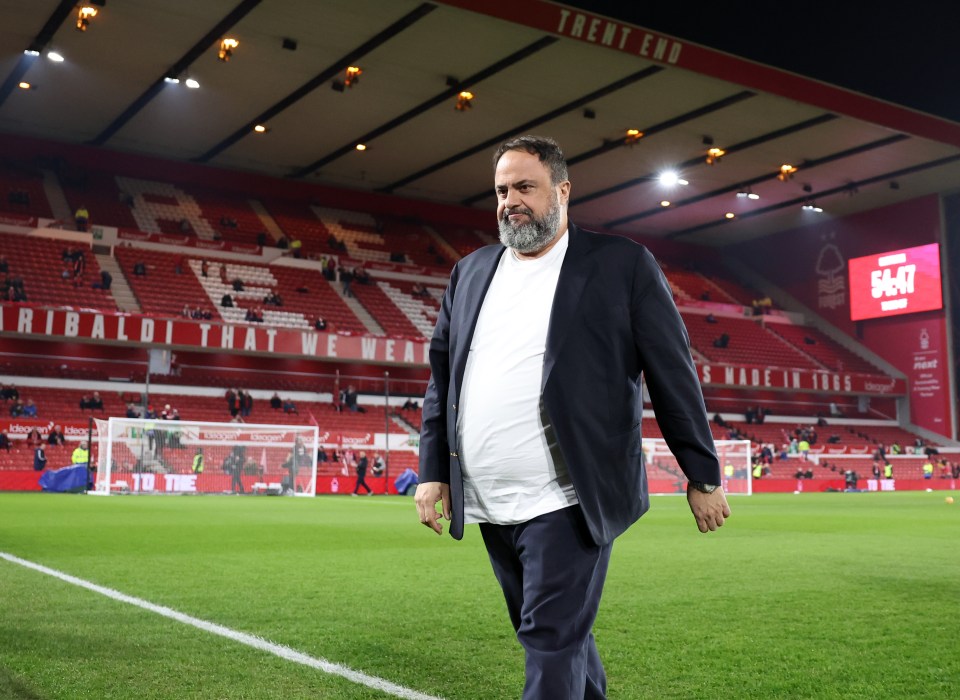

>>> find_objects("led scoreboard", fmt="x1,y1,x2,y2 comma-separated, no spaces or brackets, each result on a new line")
848,243,942,321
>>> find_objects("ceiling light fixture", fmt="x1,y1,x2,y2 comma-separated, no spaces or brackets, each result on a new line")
333,66,363,92
23,49,40,57
658,171,688,187
164,76,180,84
18,82,31,90
777,164,798,181
724,212,735,219
185,78,200,89
355,143,367,151
47,51,65,63
736,187,759,200
345,66,362,87
660,200,671,207
705,147,725,165
219,38,239,62
801,202,823,213
625,128,643,144
455,91,474,111
76,6,98,32
253,124,268,133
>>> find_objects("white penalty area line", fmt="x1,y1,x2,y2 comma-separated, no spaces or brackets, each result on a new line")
0,552,444,700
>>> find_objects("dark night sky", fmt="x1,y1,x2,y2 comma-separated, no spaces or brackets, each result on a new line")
566,2,960,124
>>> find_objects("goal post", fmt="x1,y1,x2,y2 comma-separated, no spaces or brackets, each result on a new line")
643,438,752,495
91,418,318,496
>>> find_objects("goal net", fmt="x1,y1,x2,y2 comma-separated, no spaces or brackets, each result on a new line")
91,418,318,496
643,438,752,495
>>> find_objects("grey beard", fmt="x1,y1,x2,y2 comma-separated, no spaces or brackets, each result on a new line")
498,202,562,254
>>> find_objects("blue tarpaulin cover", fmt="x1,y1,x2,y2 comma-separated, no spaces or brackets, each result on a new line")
394,468,419,495
39,464,88,493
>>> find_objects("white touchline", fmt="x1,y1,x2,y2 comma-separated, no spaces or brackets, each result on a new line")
0,552,445,700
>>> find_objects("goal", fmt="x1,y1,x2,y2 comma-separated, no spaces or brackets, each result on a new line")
643,438,752,495
91,418,318,496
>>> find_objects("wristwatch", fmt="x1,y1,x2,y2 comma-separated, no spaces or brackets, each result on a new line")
688,481,719,494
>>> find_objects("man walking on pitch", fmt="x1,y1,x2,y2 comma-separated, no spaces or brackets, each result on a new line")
415,135,730,699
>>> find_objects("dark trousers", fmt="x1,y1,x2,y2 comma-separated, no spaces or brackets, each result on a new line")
480,505,612,700
353,471,371,493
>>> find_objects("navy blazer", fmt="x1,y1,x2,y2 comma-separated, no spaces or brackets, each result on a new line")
419,224,720,545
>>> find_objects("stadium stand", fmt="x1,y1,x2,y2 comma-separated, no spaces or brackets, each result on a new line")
0,234,115,309
1,160,54,220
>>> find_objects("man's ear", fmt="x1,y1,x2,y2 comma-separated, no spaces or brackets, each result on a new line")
557,180,571,206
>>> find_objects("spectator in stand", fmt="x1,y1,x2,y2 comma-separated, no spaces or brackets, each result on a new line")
74,205,89,232
89,392,104,411
354,266,370,285
712,333,730,348
10,399,25,417
0,430,10,451
26,426,42,447
1,384,18,402
9,279,27,302
232,278,244,292
290,238,302,258
270,393,282,410
133,260,147,276
317,447,328,463
125,402,139,418
798,437,810,459
201,259,210,277
240,389,253,418
340,265,354,297
160,404,173,420
221,293,233,308
324,257,336,281
226,388,238,417
282,398,298,414
277,235,289,250
33,443,47,471
922,459,934,479
314,317,327,331
402,398,419,410
341,384,362,412
48,425,65,446
0,255,7,273
704,313,717,324
94,270,112,291
372,452,385,476
411,283,429,298
22,399,38,418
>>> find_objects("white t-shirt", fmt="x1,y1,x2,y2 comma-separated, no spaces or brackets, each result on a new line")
458,232,578,525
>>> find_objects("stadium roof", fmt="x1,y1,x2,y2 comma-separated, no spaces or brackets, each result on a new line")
1,0,958,246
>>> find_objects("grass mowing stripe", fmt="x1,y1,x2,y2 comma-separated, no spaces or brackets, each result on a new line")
0,551,445,700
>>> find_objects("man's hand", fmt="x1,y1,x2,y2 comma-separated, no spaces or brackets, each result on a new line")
686,485,731,533
415,482,451,535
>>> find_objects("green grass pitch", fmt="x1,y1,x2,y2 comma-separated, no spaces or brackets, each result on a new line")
1,491,958,699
